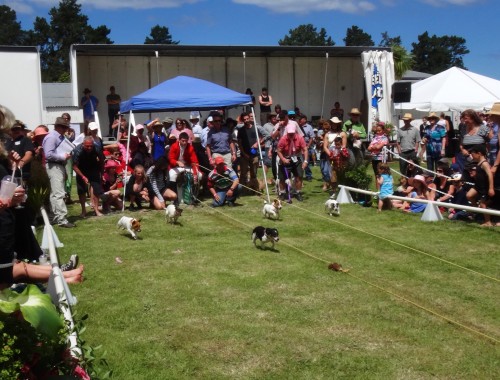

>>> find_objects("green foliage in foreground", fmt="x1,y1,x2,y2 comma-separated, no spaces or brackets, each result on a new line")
51,167,499,379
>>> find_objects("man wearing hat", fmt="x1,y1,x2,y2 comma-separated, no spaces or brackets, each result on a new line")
343,108,366,165
42,117,76,228
189,111,203,139
206,112,236,167
277,123,308,202
423,112,446,172
396,113,421,176
162,117,174,136
6,121,34,183
207,156,241,207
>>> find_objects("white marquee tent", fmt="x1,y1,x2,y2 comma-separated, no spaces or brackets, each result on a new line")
396,67,500,112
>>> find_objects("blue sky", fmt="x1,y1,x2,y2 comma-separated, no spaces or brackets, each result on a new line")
7,0,500,80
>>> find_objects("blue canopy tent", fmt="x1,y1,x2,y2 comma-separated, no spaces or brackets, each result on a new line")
120,75,252,113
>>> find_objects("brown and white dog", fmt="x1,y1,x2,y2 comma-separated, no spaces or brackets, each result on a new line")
165,204,183,224
262,198,282,220
117,216,142,240
325,196,340,216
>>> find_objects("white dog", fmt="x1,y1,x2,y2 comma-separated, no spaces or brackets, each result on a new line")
165,204,183,224
117,216,141,240
262,198,282,220
325,196,340,216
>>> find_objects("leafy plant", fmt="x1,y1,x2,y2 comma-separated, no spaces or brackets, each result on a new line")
342,161,372,189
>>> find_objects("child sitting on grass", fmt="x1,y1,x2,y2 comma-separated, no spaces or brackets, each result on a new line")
466,145,495,227
376,162,393,211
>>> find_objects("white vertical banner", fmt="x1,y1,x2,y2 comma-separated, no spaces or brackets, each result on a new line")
361,51,395,133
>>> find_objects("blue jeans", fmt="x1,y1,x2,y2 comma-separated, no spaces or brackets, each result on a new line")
320,159,331,182
212,185,241,207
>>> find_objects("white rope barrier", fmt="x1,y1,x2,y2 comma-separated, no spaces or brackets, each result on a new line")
40,207,81,357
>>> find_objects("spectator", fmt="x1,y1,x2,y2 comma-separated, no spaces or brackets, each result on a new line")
170,118,195,143
261,113,277,184
342,108,366,165
466,145,495,226
327,136,349,194
42,117,75,228
150,121,168,161
458,109,490,179
396,113,420,176
5,120,34,185
317,120,331,191
330,101,344,120
126,164,153,210
433,164,456,203
405,175,428,213
189,111,203,140
72,136,106,218
376,162,393,211
258,87,273,126
207,156,241,207
447,174,473,221
106,86,121,136
323,117,348,191
423,112,446,172
486,103,500,167
146,156,177,210
102,159,123,212
206,112,236,167
168,132,202,197
80,88,98,133
277,123,308,202
238,112,263,192
367,122,389,176
297,114,315,181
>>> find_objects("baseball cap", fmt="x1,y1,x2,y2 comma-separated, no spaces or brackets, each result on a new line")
214,156,225,165
88,122,99,131
163,117,174,124
286,124,296,134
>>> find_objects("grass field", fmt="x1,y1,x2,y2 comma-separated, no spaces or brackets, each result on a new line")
49,165,500,379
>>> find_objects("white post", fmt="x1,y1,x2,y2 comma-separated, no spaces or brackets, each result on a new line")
251,106,270,203
321,52,329,119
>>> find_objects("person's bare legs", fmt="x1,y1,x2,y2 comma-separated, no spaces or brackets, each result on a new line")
79,193,87,218
91,187,103,217
13,262,84,284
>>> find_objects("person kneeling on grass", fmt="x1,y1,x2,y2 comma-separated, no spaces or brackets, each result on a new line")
466,145,495,227
207,156,241,207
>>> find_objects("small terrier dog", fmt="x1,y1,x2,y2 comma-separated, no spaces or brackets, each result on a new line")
165,204,183,224
262,198,282,220
252,226,279,249
325,196,340,216
117,216,141,240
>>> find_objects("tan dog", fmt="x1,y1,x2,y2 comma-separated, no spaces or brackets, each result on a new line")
262,198,282,220
117,216,141,240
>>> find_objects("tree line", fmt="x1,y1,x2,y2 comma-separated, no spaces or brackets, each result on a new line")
0,0,468,82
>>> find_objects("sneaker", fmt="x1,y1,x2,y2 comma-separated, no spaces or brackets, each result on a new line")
295,193,303,202
60,254,79,271
227,201,235,207
58,222,76,228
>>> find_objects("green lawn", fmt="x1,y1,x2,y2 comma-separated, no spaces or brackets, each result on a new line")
50,165,499,379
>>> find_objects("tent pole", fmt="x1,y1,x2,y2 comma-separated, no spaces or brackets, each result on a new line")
251,106,270,203
121,111,133,212
321,52,329,119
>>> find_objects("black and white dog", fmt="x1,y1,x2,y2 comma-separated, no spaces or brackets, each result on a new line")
252,226,279,249
325,196,340,216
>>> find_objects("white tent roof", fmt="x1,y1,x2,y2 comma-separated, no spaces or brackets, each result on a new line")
396,67,500,112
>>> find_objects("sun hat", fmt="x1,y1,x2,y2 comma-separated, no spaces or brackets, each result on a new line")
104,160,118,169
163,117,174,124
330,116,342,124
428,112,439,120
408,174,426,187
402,113,413,121
214,156,225,165
135,124,144,130
88,122,99,131
487,102,500,116
286,124,296,134
54,117,70,128
349,108,361,115
189,111,201,120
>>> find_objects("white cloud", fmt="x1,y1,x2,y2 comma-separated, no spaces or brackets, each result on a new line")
232,0,376,13
9,0,201,13
420,0,483,6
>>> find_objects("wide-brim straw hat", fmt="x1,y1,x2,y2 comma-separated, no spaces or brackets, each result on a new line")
349,108,361,115
402,113,413,121
330,116,342,124
428,112,439,120
487,102,500,116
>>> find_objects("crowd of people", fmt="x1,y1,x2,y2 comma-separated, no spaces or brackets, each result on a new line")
2,94,500,288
